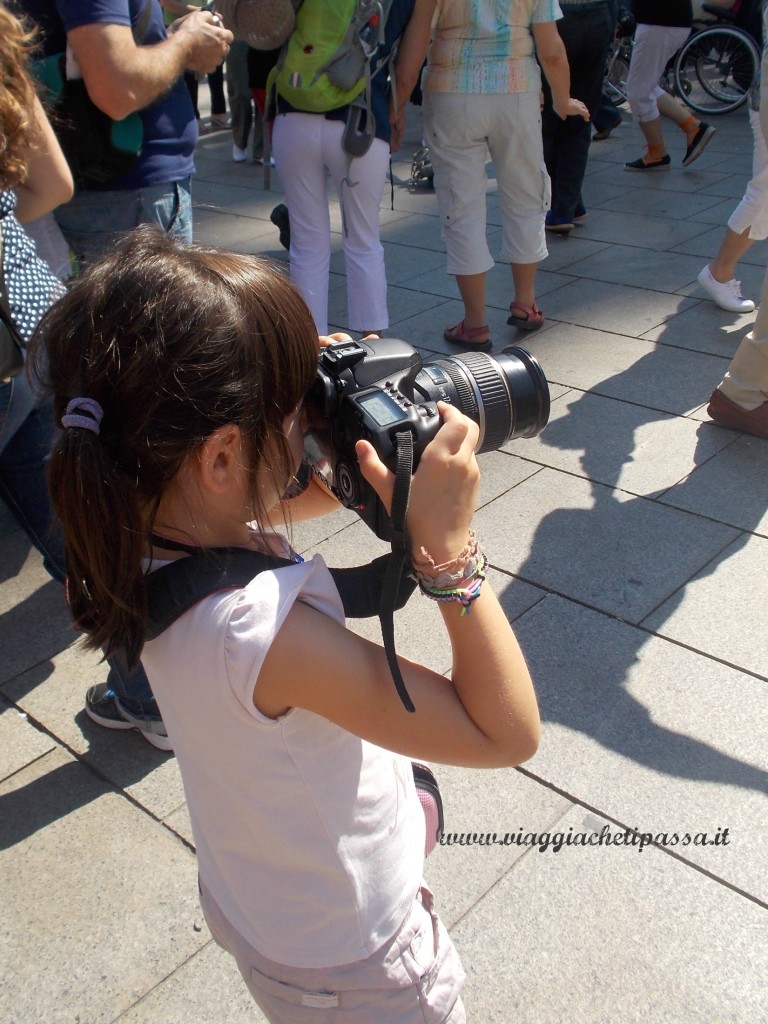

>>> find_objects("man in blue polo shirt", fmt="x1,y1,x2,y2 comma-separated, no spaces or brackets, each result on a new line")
16,0,232,264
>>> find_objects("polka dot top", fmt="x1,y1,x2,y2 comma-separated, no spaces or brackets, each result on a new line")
1,190,65,343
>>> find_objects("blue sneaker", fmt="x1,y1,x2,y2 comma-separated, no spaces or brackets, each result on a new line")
545,211,574,233
573,204,588,223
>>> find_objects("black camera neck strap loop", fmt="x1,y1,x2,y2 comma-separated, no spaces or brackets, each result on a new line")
379,429,416,713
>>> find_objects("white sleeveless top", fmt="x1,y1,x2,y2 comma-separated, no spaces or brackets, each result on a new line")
142,553,425,968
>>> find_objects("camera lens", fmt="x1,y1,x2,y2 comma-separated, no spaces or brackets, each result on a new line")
414,346,550,452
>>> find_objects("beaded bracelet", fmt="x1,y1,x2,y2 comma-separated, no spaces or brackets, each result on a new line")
412,530,481,589
412,532,488,614
418,552,487,615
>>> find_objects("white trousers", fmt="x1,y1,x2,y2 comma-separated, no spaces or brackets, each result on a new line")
728,108,768,240
423,90,549,272
272,112,390,335
626,24,690,123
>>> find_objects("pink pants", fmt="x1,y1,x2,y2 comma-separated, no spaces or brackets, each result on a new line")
200,881,466,1023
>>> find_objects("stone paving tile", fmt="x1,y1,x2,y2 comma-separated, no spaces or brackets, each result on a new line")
533,277,698,336
557,242,708,293
472,467,739,623
0,698,54,779
0,536,72,687
656,433,768,536
514,321,730,414
505,390,736,498
424,765,572,929
641,299,756,357
514,595,768,896
452,805,768,1024
672,224,768,264
114,942,266,1024
0,748,204,1024
642,530,768,679
574,208,714,250
597,186,725,221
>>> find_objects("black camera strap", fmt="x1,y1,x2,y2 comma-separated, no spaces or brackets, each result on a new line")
143,539,419,709
379,430,416,712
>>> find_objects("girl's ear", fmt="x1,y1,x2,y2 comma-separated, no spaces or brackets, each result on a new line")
197,425,244,494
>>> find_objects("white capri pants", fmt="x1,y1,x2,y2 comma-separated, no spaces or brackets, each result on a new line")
272,112,390,335
728,107,768,240
423,90,550,274
626,24,690,123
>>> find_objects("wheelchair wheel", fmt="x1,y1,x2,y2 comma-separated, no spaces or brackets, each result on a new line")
605,52,630,107
673,25,760,115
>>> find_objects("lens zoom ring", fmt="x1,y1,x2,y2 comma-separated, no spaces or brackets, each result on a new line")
454,353,512,452
435,360,479,420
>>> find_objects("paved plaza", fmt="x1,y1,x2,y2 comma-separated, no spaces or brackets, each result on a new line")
2,103,767,1023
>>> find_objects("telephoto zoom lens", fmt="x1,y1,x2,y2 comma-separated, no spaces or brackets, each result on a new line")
414,346,550,452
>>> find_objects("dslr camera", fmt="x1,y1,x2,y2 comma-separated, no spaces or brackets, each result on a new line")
303,338,550,542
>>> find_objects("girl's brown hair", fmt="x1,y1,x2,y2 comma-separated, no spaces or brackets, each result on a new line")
0,4,39,189
33,226,319,667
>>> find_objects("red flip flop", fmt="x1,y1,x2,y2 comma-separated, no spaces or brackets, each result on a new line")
443,320,492,351
507,301,544,331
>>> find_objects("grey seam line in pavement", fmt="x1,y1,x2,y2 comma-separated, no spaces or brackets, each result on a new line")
513,766,768,913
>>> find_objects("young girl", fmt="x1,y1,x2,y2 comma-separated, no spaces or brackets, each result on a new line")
34,226,540,1023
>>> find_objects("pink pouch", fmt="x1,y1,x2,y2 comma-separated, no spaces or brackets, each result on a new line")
412,762,444,857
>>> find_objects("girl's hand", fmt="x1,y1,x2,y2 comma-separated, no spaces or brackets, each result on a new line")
356,402,480,563
318,332,353,348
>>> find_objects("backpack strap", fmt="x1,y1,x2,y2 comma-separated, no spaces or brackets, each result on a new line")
144,545,417,639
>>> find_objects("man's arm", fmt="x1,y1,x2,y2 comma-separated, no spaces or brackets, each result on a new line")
67,9,231,121
389,0,437,152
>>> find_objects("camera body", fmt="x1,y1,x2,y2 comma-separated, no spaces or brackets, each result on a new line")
303,337,550,541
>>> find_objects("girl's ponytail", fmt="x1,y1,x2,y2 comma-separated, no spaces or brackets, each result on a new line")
31,225,318,664
49,408,149,666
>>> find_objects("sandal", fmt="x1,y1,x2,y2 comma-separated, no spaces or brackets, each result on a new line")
506,301,544,331
443,320,492,351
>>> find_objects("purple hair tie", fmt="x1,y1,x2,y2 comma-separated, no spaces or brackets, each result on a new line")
61,397,104,435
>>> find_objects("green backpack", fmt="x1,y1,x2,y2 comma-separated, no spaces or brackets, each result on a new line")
270,0,397,158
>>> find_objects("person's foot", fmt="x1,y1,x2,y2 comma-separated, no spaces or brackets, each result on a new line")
506,301,545,331
545,211,574,234
443,320,492,350
697,265,755,313
625,154,671,172
593,116,622,141
683,123,715,167
210,113,230,130
232,143,248,163
707,388,768,439
573,204,588,224
270,203,291,250
85,683,173,751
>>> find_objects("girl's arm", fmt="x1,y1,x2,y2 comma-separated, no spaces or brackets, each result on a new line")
389,0,437,152
255,405,540,769
531,21,589,121
13,93,74,224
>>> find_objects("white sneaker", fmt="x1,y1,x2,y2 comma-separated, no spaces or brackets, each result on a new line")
232,144,248,163
697,265,755,313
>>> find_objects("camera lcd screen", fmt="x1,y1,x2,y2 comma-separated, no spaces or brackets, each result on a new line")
359,391,403,427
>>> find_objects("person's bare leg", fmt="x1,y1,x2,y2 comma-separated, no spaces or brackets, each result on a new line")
657,90,714,165
456,272,488,328
638,115,667,157
656,90,694,130
709,226,754,284
508,261,540,323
